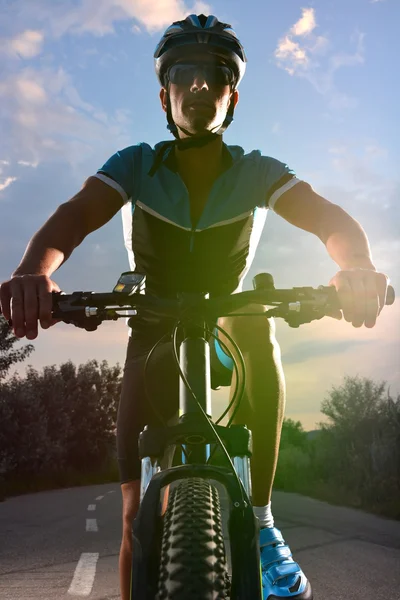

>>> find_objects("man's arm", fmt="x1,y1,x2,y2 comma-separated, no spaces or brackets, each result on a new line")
13,176,125,277
1,176,125,338
272,181,375,270
272,180,388,328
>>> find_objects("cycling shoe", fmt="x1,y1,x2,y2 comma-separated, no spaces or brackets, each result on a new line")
260,527,313,599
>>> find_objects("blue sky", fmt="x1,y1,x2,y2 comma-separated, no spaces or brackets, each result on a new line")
0,0,398,430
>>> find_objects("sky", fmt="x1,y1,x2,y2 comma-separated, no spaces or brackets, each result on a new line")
0,0,399,431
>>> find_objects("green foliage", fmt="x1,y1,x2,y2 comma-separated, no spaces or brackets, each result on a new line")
280,418,308,450
0,359,121,485
275,375,400,519
0,315,34,381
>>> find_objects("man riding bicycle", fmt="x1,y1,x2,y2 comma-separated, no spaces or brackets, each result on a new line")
0,14,390,600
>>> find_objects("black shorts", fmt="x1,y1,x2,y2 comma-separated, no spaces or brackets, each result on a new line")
116,327,233,483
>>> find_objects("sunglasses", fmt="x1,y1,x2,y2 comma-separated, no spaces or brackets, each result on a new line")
167,62,235,87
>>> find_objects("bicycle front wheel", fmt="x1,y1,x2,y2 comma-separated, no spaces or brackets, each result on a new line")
157,477,230,600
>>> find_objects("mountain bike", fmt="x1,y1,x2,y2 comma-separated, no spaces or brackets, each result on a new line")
52,272,395,600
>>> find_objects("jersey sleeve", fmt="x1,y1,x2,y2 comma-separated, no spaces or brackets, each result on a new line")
94,145,137,203
261,156,301,211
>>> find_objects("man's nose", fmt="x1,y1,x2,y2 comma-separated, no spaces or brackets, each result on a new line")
190,70,209,92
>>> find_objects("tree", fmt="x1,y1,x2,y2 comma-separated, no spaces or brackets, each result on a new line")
315,375,400,514
319,374,387,430
0,315,34,381
279,418,308,450
0,359,122,481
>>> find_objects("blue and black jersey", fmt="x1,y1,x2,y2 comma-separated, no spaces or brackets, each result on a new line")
95,141,300,298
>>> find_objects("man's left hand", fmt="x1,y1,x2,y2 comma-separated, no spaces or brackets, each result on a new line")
328,268,389,328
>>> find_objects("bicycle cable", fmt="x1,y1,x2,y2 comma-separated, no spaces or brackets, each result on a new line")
210,323,246,425
202,323,247,465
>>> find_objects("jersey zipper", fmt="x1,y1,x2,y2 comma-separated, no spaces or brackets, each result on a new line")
189,226,196,252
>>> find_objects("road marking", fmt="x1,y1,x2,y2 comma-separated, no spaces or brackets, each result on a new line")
88,504,96,511
68,552,99,596
95,495,104,501
86,518,98,532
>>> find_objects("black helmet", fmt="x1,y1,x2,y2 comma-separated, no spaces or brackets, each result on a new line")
152,14,247,150
154,14,247,88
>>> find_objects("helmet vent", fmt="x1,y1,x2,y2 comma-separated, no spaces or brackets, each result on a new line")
196,33,211,44
197,14,208,27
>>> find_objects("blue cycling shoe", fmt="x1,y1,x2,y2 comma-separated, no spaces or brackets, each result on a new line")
260,527,313,599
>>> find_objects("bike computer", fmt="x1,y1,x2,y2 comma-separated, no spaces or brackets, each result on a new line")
113,272,146,295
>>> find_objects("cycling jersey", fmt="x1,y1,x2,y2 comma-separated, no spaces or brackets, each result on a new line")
95,141,300,298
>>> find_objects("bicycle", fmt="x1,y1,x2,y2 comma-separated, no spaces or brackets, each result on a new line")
51,271,395,600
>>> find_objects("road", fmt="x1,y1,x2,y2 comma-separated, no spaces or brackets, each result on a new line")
1,482,399,599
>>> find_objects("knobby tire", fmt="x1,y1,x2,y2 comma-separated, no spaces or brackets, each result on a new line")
157,477,230,600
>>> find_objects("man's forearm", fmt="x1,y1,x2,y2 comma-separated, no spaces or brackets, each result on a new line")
320,206,376,271
12,204,85,277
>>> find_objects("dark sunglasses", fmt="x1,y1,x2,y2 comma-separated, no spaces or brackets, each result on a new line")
167,62,235,87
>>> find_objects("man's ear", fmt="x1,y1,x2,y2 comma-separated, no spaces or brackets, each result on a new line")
160,87,168,113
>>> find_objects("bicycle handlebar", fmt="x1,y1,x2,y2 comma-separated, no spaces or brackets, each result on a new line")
51,272,395,332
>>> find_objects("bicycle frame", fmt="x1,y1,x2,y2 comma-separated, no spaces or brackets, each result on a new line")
131,293,263,600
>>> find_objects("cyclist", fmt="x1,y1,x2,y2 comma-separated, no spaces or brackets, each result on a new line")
0,13,390,600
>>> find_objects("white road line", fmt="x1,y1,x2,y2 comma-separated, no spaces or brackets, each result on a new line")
95,495,104,501
88,504,96,511
68,552,99,596
86,518,98,532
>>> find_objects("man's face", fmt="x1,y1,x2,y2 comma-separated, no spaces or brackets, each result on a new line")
160,53,239,137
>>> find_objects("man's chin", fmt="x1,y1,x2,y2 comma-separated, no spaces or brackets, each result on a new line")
181,123,219,138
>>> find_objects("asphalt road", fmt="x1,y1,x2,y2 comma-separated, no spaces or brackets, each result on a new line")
1,482,399,599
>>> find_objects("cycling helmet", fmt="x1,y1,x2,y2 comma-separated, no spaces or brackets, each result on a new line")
153,14,247,146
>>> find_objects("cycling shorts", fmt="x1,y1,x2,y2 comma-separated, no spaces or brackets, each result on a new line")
117,326,233,483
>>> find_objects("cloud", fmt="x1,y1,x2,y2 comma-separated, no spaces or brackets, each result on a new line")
274,36,309,75
10,0,212,38
0,66,133,169
9,30,44,58
274,8,365,110
290,7,316,37
0,1,212,170
0,176,17,193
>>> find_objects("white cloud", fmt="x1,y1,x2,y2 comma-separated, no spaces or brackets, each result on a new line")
274,36,309,75
18,160,39,167
0,177,17,193
274,9,365,110
9,30,44,58
0,66,133,168
290,7,316,37
15,78,48,105
18,0,212,37
0,160,10,174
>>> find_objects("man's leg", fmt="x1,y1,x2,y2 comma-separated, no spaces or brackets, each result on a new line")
218,307,312,599
117,335,180,600
120,481,140,600
218,306,285,505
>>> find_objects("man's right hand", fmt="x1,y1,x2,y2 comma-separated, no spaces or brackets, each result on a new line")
0,274,61,339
